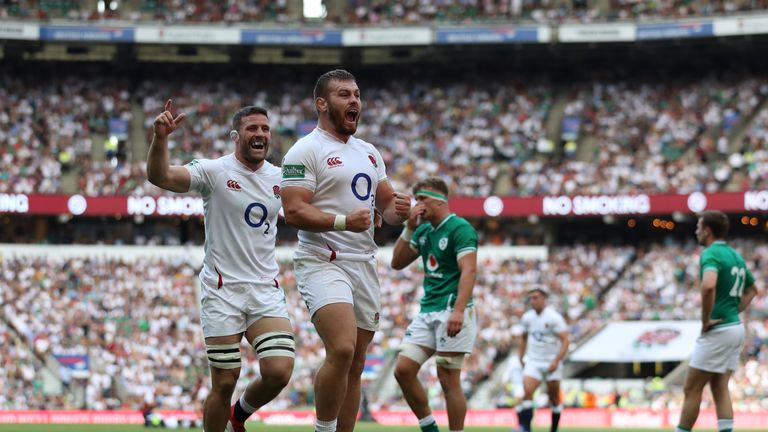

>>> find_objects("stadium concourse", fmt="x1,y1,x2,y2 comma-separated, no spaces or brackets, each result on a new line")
0,242,766,419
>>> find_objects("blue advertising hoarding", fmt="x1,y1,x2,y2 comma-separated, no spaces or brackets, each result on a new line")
241,29,342,46
436,26,541,44
636,21,713,40
40,25,134,42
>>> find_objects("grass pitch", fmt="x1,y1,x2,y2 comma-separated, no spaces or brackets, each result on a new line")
0,423,721,432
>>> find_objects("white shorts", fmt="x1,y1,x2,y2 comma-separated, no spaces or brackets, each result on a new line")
523,359,563,382
293,252,381,331
200,279,289,338
402,307,477,353
689,323,745,373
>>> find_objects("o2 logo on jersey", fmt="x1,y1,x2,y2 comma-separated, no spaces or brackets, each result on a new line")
244,202,271,235
327,157,343,167
351,173,372,201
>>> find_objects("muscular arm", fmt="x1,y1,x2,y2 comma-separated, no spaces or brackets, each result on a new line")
146,133,191,193
391,236,420,270
281,186,338,232
554,331,570,364
146,100,190,193
453,252,477,313
518,332,528,364
375,180,410,225
700,270,718,328
739,284,758,312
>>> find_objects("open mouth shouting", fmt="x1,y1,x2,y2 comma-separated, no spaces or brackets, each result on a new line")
345,108,359,125
249,137,266,150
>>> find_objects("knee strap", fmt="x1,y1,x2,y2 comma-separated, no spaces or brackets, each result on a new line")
253,331,295,358
206,343,241,369
435,354,464,369
398,343,430,366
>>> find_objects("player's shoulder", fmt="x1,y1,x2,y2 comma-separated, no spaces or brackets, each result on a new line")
545,307,565,321
261,160,282,178
413,223,431,238
448,215,478,235
286,129,323,154
522,309,536,321
185,155,227,171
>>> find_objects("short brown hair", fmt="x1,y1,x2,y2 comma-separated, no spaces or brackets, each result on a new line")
232,106,268,131
412,177,449,197
314,69,356,100
699,210,729,239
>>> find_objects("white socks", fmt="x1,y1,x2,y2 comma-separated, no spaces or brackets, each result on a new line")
315,418,337,432
238,393,256,414
418,415,437,428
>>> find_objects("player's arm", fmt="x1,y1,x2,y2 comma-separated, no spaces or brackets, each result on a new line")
739,284,758,312
518,331,528,366
391,202,423,270
446,251,478,337
146,99,190,193
281,186,370,233
554,330,570,365
700,269,719,331
375,180,411,225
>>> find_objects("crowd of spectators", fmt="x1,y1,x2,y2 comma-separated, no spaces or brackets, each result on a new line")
6,72,768,198
3,0,768,24
0,73,132,196
1,239,766,413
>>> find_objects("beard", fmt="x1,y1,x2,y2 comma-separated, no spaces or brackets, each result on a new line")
329,104,357,136
238,136,268,164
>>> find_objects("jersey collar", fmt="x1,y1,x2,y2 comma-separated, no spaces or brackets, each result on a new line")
430,213,456,232
316,127,353,145
230,153,266,174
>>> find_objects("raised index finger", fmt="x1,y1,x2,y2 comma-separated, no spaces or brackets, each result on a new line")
164,99,172,113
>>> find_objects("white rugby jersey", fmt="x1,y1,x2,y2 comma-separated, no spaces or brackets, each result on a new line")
280,128,387,257
521,307,568,362
186,154,282,288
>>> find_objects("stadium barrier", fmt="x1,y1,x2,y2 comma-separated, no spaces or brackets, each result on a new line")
1,409,766,428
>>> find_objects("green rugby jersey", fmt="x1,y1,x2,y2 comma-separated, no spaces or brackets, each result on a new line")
410,213,478,312
699,240,754,328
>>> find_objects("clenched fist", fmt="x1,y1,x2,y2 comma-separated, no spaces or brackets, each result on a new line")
345,207,372,232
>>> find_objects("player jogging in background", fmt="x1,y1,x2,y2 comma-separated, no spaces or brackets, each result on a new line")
675,210,758,432
280,69,412,432
147,101,295,432
391,177,479,432
517,288,569,432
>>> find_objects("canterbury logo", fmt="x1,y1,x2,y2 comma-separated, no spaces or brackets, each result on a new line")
227,180,242,190
327,157,343,167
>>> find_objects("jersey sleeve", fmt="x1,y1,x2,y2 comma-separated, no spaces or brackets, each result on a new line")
280,141,317,191
745,265,756,288
521,314,530,333
699,248,719,277
369,146,388,183
410,224,428,252
453,222,478,261
552,312,568,333
185,158,216,196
